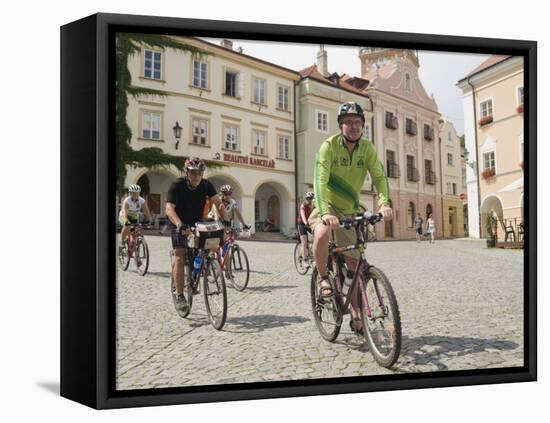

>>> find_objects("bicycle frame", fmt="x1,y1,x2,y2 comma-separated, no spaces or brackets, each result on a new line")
328,220,384,320
126,224,142,258
216,229,236,271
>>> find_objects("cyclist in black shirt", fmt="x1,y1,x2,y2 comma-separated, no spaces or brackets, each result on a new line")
165,157,229,315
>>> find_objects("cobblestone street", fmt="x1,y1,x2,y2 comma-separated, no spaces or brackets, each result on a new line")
116,237,524,390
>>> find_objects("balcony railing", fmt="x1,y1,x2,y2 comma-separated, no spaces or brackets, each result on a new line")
386,161,401,179
425,169,437,185
423,126,434,141
407,167,420,182
405,120,417,136
385,115,398,130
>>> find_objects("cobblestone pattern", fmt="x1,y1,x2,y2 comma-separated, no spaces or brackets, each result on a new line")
116,237,524,390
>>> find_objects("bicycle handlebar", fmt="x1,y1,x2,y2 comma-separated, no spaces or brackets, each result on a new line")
322,211,383,228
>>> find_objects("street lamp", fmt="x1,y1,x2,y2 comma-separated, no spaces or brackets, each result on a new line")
173,121,182,150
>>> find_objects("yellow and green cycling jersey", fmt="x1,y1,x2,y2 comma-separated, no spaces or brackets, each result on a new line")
314,133,390,217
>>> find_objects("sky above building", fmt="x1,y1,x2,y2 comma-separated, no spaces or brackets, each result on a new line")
204,37,491,136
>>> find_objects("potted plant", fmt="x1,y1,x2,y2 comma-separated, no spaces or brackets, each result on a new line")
479,115,493,126
517,103,524,113
481,167,496,180
486,214,496,247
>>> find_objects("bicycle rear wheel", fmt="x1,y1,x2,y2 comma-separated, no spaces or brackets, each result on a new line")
360,266,401,368
119,240,130,271
310,268,342,342
294,242,309,275
228,244,250,291
135,237,149,276
202,257,227,330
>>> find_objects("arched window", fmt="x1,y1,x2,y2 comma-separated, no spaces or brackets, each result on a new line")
426,203,433,219
405,73,411,91
407,202,415,228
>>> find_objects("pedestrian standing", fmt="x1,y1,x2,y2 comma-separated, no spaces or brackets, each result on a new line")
414,213,424,243
426,213,436,244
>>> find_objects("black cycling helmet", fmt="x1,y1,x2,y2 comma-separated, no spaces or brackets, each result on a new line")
305,191,315,200
337,101,365,124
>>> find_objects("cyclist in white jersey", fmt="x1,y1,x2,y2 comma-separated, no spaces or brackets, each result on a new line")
119,184,153,250
208,185,250,232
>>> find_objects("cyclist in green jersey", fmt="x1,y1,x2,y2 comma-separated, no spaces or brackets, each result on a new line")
308,101,393,335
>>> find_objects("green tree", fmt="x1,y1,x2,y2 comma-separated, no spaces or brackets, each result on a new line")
116,33,221,193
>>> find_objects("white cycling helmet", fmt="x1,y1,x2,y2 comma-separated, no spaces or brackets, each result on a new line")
128,184,141,193
220,184,233,195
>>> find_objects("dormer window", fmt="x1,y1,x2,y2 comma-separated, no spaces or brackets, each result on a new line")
405,73,411,91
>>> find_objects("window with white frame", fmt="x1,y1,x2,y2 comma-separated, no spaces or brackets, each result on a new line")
224,125,238,150
278,85,289,110
447,153,453,166
483,151,495,170
253,78,266,104
316,111,328,132
517,86,524,105
278,135,290,159
447,131,452,142
480,99,493,118
462,167,467,186
225,70,238,97
446,182,457,195
192,60,208,89
253,130,266,155
141,111,161,140
143,49,162,80
192,118,208,145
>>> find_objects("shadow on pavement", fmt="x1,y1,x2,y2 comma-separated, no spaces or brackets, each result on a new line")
248,270,273,275
332,334,519,372
243,285,298,294
394,335,520,371
145,271,172,278
225,314,309,333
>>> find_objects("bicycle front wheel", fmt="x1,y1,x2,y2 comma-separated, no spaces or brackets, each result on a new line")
135,238,150,276
294,242,309,275
228,244,250,291
310,268,342,342
360,266,401,368
119,240,130,271
202,257,227,330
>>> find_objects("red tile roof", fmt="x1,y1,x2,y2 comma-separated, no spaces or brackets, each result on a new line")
465,55,511,78
299,65,369,96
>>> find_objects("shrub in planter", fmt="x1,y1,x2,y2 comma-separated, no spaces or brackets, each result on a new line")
481,167,496,180
479,115,493,126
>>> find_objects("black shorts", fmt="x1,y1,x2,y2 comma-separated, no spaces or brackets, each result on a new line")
171,227,190,249
416,227,422,235
298,223,311,237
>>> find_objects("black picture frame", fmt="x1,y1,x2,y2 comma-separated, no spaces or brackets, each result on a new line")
60,12,537,409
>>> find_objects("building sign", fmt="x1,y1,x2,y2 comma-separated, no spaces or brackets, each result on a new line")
223,153,275,169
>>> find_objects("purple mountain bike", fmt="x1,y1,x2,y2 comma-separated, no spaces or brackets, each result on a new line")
310,212,402,368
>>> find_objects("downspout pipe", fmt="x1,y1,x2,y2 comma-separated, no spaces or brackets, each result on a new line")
293,79,299,232
467,78,483,238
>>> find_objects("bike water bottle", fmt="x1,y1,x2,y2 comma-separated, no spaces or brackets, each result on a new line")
222,241,229,256
192,255,202,279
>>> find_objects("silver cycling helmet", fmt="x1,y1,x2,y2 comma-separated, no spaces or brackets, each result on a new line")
128,184,141,193
305,191,315,199
337,101,365,124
